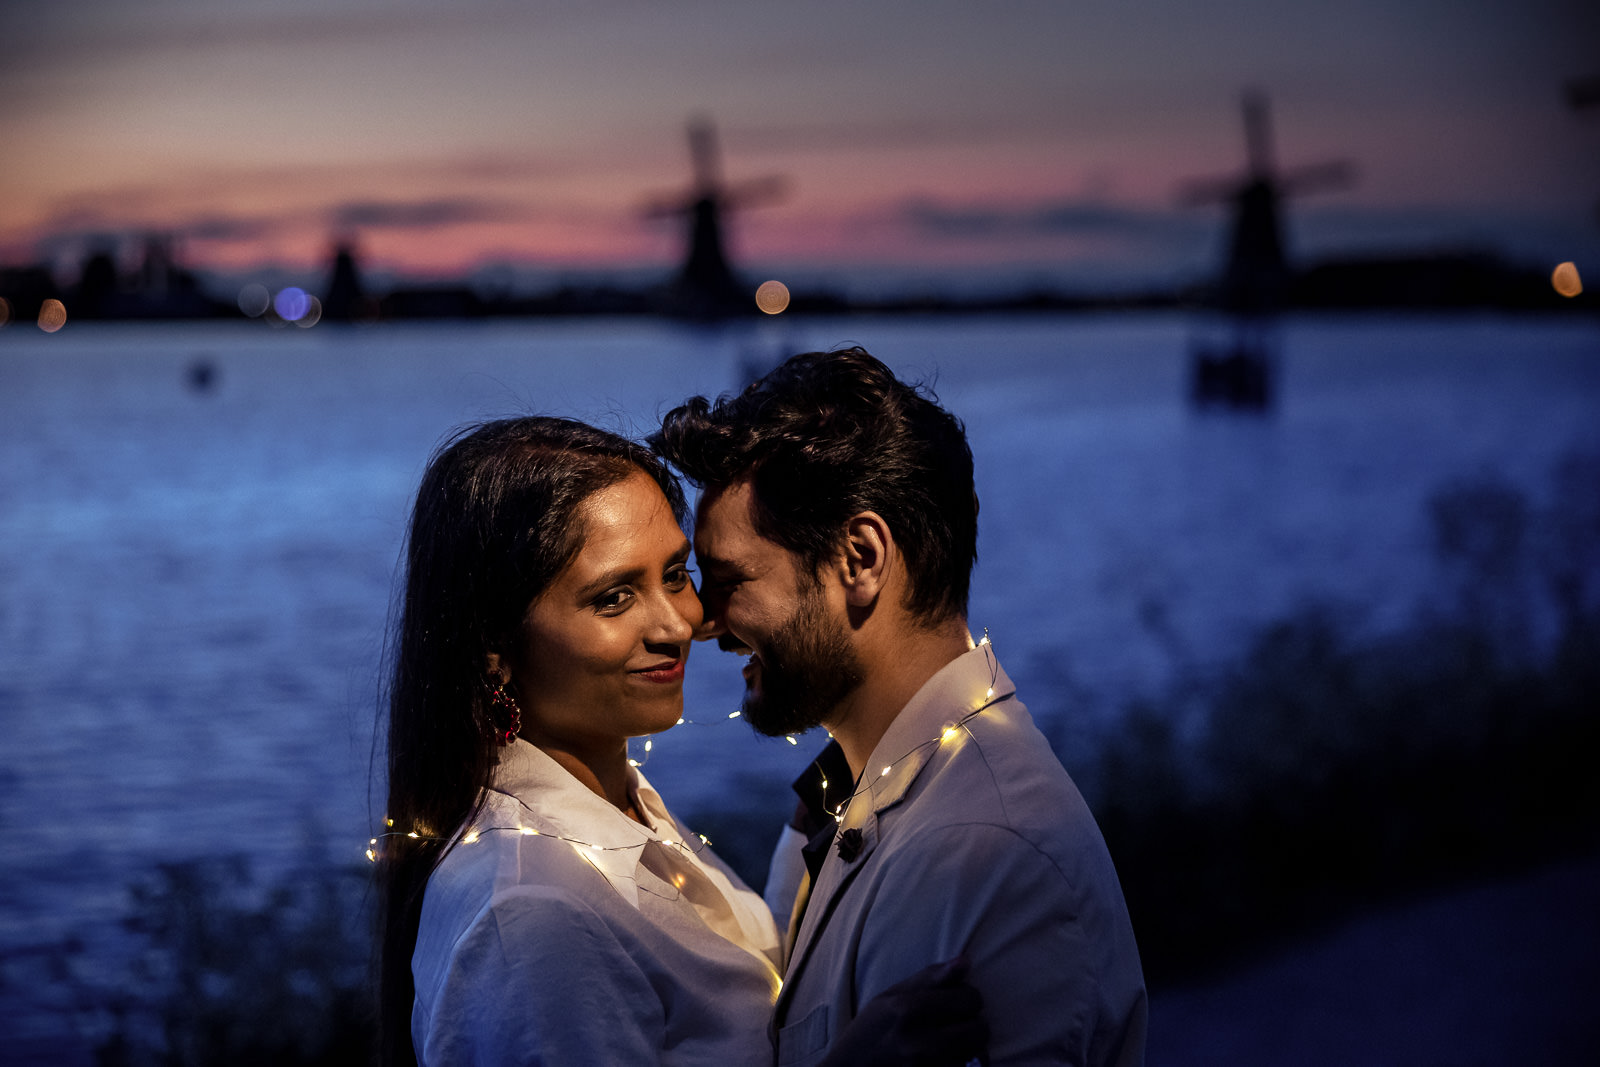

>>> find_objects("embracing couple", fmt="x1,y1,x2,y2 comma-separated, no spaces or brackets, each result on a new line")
376,347,1147,1066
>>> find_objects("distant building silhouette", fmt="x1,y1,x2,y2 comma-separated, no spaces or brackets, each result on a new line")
0,265,61,323
1181,90,1354,317
321,241,374,322
643,116,786,319
1180,91,1354,409
69,233,227,320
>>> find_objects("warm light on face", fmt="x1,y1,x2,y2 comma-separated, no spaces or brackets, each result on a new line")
755,279,791,314
38,299,67,333
1552,261,1583,298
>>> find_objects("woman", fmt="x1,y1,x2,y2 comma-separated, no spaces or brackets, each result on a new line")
377,415,781,1065
377,416,983,1066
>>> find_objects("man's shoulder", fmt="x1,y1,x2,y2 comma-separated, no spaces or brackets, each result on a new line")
878,694,1116,882
911,696,1090,821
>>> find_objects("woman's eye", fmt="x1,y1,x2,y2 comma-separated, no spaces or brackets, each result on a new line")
665,565,693,590
593,588,633,614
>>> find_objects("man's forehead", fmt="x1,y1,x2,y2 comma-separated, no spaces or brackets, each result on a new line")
694,481,748,537
693,481,765,561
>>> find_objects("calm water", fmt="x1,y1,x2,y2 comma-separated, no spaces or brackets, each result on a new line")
2,311,1597,1054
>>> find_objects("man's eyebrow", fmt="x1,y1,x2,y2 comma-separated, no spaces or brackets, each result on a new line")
695,552,744,578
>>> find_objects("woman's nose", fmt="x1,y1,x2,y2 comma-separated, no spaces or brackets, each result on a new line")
645,587,699,646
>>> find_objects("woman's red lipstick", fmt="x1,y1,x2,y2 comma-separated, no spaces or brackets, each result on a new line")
634,660,685,683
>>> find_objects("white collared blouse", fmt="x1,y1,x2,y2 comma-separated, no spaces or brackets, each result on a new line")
411,739,782,1065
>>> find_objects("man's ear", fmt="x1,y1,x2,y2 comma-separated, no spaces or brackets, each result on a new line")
839,511,894,608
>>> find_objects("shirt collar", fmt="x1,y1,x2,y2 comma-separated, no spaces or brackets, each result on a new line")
846,642,1015,824
481,740,694,905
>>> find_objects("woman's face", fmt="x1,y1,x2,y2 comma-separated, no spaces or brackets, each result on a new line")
511,470,702,757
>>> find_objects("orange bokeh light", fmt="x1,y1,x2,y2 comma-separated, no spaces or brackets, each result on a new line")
755,279,790,315
38,299,67,332
1551,261,1583,298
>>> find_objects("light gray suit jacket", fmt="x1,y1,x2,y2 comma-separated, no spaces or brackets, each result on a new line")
773,646,1147,1066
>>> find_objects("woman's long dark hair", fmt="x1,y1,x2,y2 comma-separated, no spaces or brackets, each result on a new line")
376,415,685,1066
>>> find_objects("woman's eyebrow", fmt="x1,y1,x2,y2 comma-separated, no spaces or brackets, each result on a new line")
574,540,694,600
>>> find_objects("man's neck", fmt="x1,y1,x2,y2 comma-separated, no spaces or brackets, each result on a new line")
826,618,973,781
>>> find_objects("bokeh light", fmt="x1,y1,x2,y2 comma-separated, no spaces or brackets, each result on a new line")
295,296,323,328
238,282,271,317
755,280,791,315
1551,261,1583,298
38,299,67,333
274,287,312,322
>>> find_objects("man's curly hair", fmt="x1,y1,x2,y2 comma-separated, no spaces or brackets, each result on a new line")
651,346,977,624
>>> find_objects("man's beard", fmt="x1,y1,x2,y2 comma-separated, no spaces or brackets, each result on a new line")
741,586,864,738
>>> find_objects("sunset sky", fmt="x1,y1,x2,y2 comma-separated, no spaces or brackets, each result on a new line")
5,0,1596,295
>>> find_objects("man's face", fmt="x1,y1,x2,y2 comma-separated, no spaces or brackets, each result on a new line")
693,480,863,736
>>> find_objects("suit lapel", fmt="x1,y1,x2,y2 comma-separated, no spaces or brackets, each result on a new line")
773,645,1017,1025
774,802,880,1025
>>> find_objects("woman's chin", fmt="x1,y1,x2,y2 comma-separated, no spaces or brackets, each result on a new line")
630,702,687,741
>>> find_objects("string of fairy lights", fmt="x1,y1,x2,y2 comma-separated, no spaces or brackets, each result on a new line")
366,633,1002,869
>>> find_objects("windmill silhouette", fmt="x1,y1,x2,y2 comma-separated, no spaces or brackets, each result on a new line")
644,116,787,319
1180,91,1354,407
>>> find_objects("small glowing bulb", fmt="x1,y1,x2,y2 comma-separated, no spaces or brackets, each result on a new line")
521,827,539,836
985,687,995,699
819,777,829,790
628,758,641,767
942,726,960,743
676,718,685,725
407,831,419,839
644,738,653,752
698,834,710,844
786,735,798,745
881,765,892,778
833,811,844,823
729,710,742,719
672,873,687,889
365,849,376,862
590,843,604,852
463,830,480,844
369,837,378,845
386,818,394,827
978,634,990,646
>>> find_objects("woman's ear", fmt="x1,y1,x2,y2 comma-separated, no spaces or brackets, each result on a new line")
483,651,508,684
839,511,893,608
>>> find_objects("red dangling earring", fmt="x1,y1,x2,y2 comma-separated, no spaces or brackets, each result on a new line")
487,679,522,745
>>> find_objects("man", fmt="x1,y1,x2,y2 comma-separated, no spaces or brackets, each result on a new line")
653,347,1147,1066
